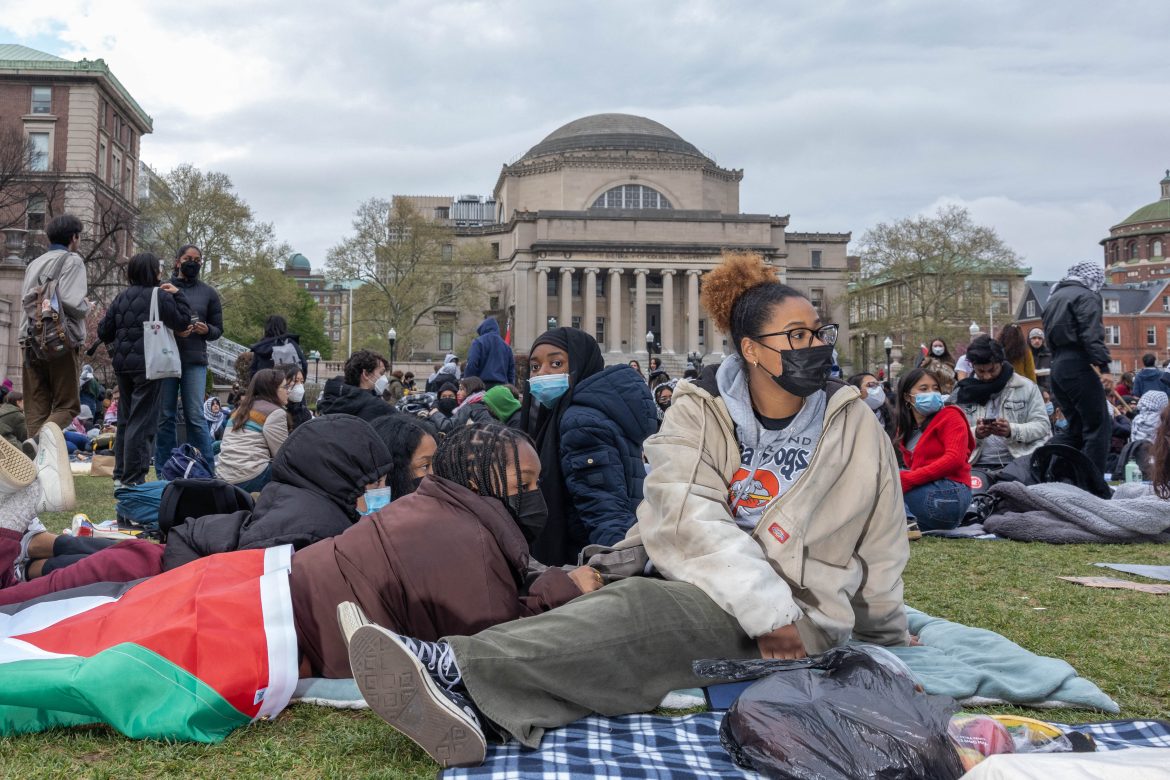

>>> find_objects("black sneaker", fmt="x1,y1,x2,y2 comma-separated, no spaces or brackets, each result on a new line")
349,624,485,768
906,519,923,541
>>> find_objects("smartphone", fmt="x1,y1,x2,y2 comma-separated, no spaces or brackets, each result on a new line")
982,417,996,425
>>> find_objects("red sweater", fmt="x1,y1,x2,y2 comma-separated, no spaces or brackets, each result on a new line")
898,405,975,493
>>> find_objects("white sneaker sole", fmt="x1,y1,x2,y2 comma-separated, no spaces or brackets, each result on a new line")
0,435,37,492
349,624,485,768
336,601,371,647
36,422,74,512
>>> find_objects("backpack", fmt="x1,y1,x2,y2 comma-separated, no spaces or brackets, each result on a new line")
114,481,169,532
21,250,76,361
159,443,213,481
1028,443,1112,499
157,478,255,542
271,338,299,367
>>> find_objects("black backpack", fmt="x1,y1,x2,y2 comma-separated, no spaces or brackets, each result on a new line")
1028,444,1112,499
157,478,255,542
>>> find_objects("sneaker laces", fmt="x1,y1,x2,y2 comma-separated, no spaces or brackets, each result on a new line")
401,637,462,690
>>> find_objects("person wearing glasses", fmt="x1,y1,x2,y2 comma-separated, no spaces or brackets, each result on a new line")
342,251,911,768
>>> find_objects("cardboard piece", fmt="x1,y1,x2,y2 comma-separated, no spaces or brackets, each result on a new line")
1059,576,1170,595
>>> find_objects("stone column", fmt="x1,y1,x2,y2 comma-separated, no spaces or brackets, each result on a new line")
686,269,702,355
608,268,623,353
634,268,649,355
559,267,574,328
660,269,676,353
534,267,548,335
583,267,599,339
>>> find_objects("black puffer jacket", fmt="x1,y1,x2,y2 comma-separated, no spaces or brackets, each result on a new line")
161,414,392,570
316,375,397,420
1040,280,1111,370
97,285,192,375
169,273,223,366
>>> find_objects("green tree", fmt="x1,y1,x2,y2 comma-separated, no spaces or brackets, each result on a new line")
220,265,331,360
326,197,496,356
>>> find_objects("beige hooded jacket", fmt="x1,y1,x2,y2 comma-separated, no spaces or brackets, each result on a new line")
627,367,910,653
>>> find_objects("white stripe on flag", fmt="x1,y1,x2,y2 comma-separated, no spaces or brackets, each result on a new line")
254,544,298,722
0,595,118,664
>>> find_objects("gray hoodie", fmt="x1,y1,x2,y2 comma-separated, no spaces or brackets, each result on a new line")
717,355,826,532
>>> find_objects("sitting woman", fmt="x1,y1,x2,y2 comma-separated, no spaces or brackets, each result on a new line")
895,368,976,533
63,407,95,457
426,379,461,434
522,327,657,564
217,369,292,492
278,363,312,430
203,397,229,442
848,372,895,437
451,376,494,427
342,251,912,767
368,414,437,504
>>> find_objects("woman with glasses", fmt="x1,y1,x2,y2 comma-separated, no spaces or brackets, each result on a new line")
344,251,913,768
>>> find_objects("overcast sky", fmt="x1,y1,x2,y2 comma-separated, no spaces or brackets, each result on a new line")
4,0,1169,280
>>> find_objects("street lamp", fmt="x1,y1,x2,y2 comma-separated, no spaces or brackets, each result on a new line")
969,321,980,338
387,328,397,374
645,329,658,356
308,349,321,383
883,336,893,381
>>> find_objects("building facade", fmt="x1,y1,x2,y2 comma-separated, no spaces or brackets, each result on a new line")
1103,170,1170,284
422,113,852,366
284,252,354,346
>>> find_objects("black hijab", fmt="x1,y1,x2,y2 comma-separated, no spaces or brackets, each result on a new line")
520,327,606,564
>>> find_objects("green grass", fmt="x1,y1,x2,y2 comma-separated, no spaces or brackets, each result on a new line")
6,477,1169,778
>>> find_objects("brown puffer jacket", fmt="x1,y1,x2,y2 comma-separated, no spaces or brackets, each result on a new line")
289,474,583,678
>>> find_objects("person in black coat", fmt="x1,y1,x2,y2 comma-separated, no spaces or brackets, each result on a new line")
249,315,309,378
521,327,657,565
316,350,397,421
161,414,393,570
96,253,192,485
1041,261,1112,472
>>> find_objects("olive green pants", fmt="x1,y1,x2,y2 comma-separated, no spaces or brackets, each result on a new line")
445,578,758,748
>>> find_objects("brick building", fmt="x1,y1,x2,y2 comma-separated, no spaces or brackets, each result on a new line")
1104,170,1170,284
283,252,356,347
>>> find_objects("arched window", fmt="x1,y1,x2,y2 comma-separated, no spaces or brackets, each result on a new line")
591,184,672,210
1128,240,1138,260
1154,239,1165,258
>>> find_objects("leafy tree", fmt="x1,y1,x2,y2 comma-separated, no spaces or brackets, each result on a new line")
220,265,331,360
849,205,1026,357
326,197,496,357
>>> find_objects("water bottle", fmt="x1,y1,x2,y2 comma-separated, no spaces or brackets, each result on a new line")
1125,460,1142,484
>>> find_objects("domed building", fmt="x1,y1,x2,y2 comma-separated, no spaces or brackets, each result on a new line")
1104,170,1170,284
429,113,853,363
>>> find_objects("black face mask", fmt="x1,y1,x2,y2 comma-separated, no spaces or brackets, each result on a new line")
410,476,424,492
437,397,458,415
753,343,834,398
506,488,548,544
180,261,201,280
657,401,671,411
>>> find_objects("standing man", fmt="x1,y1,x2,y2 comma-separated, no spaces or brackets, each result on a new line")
464,317,515,389
20,214,89,439
1027,328,1052,391
1041,261,1112,473
155,244,222,473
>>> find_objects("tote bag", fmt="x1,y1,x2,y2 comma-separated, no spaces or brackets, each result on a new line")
144,287,182,380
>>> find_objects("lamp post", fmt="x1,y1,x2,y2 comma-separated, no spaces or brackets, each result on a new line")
645,329,658,356
883,336,893,381
387,328,397,374
308,350,321,383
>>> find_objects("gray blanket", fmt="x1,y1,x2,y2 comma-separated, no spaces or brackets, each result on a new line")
983,481,1170,544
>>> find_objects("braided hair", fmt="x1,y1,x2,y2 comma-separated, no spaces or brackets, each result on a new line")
432,423,530,511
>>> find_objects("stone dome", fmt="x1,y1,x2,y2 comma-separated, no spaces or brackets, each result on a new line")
518,113,708,162
1113,169,1170,229
285,252,311,272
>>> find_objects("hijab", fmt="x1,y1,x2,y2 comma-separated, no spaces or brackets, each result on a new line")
1063,261,1105,293
520,327,606,564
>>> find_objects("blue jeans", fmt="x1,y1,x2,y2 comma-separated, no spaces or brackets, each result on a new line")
154,364,215,475
63,430,90,456
233,463,272,494
903,478,972,532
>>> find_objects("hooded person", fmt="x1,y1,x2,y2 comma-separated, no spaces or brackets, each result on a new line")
520,327,657,566
483,384,522,429
161,414,393,570
248,315,309,379
1131,390,1168,444
427,378,463,434
653,379,678,423
1041,261,1112,472
203,397,229,440
464,317,516,388
78,363,103,419
1131,353,1170,398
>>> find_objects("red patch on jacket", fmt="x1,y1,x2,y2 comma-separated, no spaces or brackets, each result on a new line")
768,523,790,544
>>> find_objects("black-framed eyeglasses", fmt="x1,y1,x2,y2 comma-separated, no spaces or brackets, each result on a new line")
753,324,839,349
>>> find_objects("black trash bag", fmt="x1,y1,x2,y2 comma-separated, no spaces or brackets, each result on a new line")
696,646,965,780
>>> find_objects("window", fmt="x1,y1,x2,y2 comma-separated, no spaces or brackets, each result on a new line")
1148,327,1157,346
111,151,121,189
1154,240,1165,258
595,317,606,346
490,242,500,259
1127,241,1138,260
28,132,49,171
1165,326,1170,347
26,196,46,232
100,99,108,127
438,318,454,351
591,184,672,210
698,319,706,346
1105,325,1121,345
1110,360,1123,375
439,282,453,299
991,280,1010,297
434,206,449,220
124,162,132,197
98,139,107,180
571,316,581,330
30,87,51,114
1104,298,1120,314
440,243,453,262
597,273,606,298
810,287,824,313
811,250,822,269
571,272,581,297
1163,296,1169,313
489,295,500,311
547,273,558,297
1026,300,1036,317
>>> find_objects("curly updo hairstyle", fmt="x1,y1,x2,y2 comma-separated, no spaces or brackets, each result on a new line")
700,251,809,357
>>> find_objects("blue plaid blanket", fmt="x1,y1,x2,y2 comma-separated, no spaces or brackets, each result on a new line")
441,714,1170,779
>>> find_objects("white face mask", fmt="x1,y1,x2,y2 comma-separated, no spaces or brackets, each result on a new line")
373,374,390,396
864,385,886,410
932,345,945,357
287,384,305,403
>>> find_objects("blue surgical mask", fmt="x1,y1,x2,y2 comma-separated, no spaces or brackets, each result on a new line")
528,373,570,408
360,486,392,516
1055,418,1069,431
1045,402,1054,416
913,391,945,415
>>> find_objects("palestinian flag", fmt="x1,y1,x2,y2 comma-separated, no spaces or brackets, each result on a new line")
0,545,298,743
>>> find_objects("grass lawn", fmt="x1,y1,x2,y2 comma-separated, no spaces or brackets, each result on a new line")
6,476,1169,778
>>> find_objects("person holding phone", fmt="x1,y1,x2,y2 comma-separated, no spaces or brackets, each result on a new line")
955,335,1050,471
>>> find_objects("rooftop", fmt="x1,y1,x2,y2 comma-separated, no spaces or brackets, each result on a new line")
516,113,710,163
1110,169,1170,231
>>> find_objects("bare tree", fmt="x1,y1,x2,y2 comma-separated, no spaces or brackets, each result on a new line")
0,126,36,228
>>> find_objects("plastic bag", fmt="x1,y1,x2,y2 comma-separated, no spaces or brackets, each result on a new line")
948,714,1086,772
696,646,965,780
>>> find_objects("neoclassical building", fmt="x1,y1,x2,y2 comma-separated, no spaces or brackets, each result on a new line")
1104,170,1170,284
402,114,853,366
